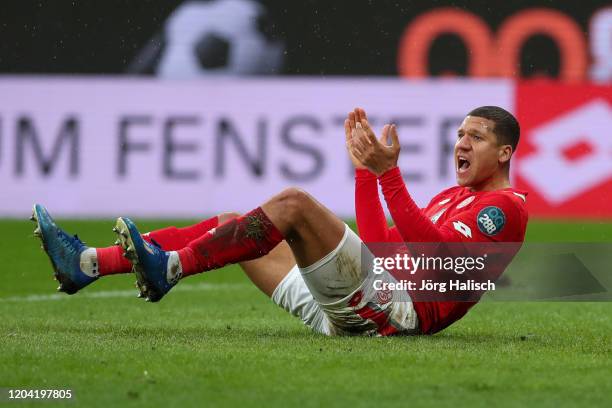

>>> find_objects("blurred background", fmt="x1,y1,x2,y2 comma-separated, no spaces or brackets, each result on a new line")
0,0,610,219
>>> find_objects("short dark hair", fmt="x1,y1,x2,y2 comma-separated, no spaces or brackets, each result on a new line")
467,106,520,151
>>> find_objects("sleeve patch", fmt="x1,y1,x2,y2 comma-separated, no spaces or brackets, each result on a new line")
477,206,506,236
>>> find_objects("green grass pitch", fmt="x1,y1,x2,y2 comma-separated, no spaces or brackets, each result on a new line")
1,218,611,407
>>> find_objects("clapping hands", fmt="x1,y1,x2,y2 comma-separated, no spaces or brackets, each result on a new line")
344,108,401,176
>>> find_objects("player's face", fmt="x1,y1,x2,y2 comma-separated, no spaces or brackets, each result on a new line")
454,116,503,188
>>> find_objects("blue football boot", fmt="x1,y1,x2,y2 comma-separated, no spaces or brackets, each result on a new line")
113,217,180,302
31,204,98,294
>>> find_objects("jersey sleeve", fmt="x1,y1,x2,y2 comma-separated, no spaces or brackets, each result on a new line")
354,168,394,242
379,167,451,242
379,166,524,243
387,226,403,242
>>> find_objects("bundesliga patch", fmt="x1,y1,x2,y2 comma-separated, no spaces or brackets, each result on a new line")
477,206,506,236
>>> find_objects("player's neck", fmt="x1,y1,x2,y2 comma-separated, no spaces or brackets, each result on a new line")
469,172,511,192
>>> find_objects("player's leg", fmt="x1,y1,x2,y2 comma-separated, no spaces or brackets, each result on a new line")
239,241,295,297
214,205,416,336
258,201,418,335
115,187,366,302
177,187,348,270
259,188,370,303
32,203,227,294
183,194,415,336
102,212,232,275
188,210,295,296
216,211,329,330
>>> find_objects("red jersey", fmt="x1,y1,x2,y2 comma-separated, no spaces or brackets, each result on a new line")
355,167,528,335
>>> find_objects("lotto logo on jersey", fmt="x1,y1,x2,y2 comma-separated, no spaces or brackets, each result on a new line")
477,206,506,236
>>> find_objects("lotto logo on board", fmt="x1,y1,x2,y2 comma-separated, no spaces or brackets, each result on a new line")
515,83,612,218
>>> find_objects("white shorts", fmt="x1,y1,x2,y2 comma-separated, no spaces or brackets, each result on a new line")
271,225,419,336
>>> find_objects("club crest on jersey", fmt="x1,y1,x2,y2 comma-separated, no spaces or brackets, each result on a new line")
376,288,393,305
456,196,475,209
477,206,506,236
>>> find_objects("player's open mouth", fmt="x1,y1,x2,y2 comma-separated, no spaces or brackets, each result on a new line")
457,156,471,173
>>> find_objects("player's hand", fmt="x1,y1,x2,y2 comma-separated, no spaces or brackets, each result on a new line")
349,108,400,176
344,111,367,169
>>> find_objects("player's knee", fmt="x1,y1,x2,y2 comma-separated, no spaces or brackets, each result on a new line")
277,187,311,223
218,211,240,224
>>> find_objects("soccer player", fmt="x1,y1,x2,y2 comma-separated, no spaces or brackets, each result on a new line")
33,106,527,336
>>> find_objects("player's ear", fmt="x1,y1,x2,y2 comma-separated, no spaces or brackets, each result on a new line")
498,145,512,164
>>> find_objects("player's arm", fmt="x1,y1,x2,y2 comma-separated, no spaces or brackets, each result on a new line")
379,167,453,242
354,168,395,242
345,109,394,242
381,167,522,243
347,113,450,242
355,168,423,243
348,112,519,243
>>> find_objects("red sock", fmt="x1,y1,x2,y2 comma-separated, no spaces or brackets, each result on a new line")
97,216,220,276
145,216,219,251
177,207,284,277
97,246,132,276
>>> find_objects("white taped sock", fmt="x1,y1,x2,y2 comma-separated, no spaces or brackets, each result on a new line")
166,251,183,284
79,248,100,277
